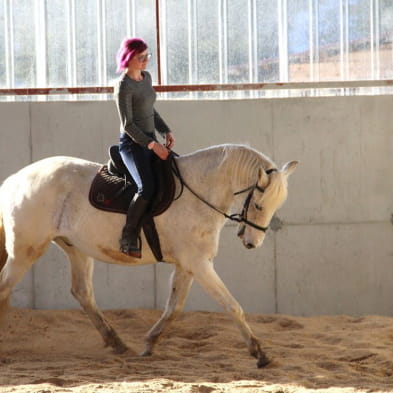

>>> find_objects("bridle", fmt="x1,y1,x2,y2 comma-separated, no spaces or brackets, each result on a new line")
171,155,277,233
226,167,278,232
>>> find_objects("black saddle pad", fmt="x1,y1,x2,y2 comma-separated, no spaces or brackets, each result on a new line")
88,155,176,217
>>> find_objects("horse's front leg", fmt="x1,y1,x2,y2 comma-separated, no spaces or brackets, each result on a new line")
142,265,193,356
192,260,269,368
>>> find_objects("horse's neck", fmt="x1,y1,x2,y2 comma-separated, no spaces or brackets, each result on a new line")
177,145,272,211
177,147,233,212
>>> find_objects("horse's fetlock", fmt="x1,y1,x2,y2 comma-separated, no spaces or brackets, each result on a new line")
249,346,259,358
248,336,261,357
103,328,128,354
113,342,129,354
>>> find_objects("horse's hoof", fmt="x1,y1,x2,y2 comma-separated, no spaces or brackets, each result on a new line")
140,349,153,357
257,354,270,368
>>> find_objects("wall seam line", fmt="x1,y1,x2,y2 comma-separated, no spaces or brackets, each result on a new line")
28,102,36,309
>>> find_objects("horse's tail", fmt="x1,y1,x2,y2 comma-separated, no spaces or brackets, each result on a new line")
0,208,9,319
0,210,7,272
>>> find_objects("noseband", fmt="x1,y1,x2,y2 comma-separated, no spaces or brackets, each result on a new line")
172,157,277,233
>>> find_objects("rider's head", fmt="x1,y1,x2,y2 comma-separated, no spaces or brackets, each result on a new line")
116,37,148,73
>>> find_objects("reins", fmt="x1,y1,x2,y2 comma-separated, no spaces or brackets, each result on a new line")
169,151,277,233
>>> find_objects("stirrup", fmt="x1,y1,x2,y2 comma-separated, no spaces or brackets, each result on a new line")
120,236,142,258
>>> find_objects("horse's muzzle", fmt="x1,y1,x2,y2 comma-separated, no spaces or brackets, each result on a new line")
239,225,256,248
244,241,256,249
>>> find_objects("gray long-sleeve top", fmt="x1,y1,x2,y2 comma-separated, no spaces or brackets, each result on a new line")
114,71,171,147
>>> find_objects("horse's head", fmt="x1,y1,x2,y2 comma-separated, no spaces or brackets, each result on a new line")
237,160,298,249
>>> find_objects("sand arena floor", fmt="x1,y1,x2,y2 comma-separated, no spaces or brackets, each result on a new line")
1,308,393,393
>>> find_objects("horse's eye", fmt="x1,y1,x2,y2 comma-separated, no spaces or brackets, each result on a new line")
254,203,263,211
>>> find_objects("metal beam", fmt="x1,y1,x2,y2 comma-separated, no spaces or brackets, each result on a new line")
0,79,391,97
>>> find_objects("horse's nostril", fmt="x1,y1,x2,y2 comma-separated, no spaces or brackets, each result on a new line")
237,225,245,238
245,242,255,249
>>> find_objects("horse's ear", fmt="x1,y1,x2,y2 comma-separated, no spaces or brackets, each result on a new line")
281,161,299,177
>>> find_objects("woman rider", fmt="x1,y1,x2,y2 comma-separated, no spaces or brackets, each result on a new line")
114,37,175,258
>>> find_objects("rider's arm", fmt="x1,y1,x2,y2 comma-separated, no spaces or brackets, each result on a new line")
154,109,171,137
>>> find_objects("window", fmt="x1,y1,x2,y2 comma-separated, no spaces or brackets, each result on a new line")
0,0,392,95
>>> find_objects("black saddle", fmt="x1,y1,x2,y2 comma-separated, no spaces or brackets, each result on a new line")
88,145,177,261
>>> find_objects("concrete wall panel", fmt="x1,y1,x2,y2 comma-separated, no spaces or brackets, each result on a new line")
0,103,31,178
276,223,393,316
30,102,119,162
274,96,393,225
358,96,393,220
1,95,392,316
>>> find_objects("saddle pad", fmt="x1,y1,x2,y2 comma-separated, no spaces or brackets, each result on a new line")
89,165,136,214
88,158,176,217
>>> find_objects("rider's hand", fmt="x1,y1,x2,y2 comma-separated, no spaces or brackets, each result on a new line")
150,142,169,160
165,132,175,149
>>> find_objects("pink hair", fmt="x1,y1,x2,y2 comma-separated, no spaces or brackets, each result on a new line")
116,37,148,73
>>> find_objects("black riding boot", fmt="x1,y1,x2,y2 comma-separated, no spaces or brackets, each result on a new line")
120,195,150,258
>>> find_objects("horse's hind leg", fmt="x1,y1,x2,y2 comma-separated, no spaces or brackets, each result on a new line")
0,238,51,318
0,254,35,316
142,265,193,356
55,239,129,354
192,260,269,368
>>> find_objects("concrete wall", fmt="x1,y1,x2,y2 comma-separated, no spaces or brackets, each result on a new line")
1,95,392,316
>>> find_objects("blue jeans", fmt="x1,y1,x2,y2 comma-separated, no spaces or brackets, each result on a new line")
119,133,156,201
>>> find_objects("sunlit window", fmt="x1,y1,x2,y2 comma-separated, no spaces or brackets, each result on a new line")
0,0,391,90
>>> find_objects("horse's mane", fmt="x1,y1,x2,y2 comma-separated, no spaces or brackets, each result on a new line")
221,144,275,170
182,144,274,169
179,144,279,193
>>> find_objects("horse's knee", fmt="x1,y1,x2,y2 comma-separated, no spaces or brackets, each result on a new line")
70,272,93,299
225,301,245,320
71,286,93,305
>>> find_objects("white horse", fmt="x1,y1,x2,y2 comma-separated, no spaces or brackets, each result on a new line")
0,144,297,367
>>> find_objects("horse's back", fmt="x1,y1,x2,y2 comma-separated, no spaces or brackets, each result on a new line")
2,156,99,192
0,156,100,244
